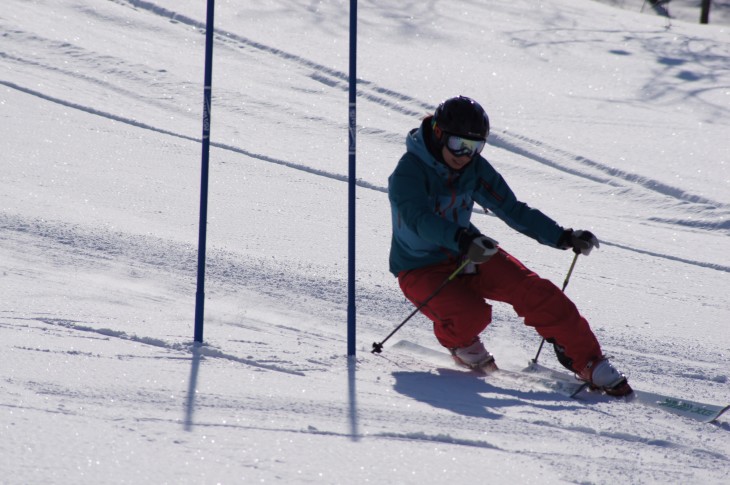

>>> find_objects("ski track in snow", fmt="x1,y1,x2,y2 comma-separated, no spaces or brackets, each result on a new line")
2,203,729,388
2,0,729,413
30,317,307,376
0,211,411,324
12,0,729,221
1,2,728,276
2,3,730,483
2,0,727,368
3,209,728,396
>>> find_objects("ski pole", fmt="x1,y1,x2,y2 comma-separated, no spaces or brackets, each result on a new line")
531,251,580,364
372,258,472,354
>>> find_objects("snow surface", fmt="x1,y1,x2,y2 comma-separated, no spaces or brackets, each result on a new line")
1,0,729,483
599,0,730,27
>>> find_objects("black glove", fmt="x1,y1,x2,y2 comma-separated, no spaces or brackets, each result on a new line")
561,229,599,255
456,229,499,264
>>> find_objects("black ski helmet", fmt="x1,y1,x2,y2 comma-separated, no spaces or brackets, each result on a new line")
433,96,490,140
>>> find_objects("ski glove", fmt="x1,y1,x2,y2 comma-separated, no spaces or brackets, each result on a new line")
456,229,499,264
561,229,600,256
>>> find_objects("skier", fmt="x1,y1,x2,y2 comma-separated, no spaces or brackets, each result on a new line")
388,95,632,396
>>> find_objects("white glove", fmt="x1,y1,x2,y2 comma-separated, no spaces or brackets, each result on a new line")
467,235,499,263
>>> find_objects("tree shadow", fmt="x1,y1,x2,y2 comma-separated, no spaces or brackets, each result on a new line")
392,368,583,419
506,22,730,120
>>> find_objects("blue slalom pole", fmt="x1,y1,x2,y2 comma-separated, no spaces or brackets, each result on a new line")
347,0,357,356
194,0,216,343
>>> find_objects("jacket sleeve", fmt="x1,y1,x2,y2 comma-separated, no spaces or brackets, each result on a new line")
388,155,462,252
472,159,565,248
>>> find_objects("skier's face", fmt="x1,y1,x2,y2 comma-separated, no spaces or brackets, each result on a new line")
441,146,473,171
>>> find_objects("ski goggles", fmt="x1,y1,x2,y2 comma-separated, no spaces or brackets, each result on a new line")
444,134,486,158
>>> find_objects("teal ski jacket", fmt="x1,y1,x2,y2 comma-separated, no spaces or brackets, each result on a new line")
388,121,566,276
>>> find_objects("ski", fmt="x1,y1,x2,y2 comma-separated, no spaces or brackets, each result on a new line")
391,340,588,398
392,340,729,423
526,361,730,424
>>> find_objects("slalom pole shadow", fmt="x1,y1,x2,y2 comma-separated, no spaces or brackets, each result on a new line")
347,355,360,442
184,342,203,431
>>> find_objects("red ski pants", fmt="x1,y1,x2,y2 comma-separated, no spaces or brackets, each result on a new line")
398,249,602,373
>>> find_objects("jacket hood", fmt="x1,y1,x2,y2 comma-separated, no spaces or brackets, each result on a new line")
407,125,453,178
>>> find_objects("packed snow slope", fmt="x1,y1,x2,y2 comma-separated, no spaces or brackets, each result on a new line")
1,1,728,484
